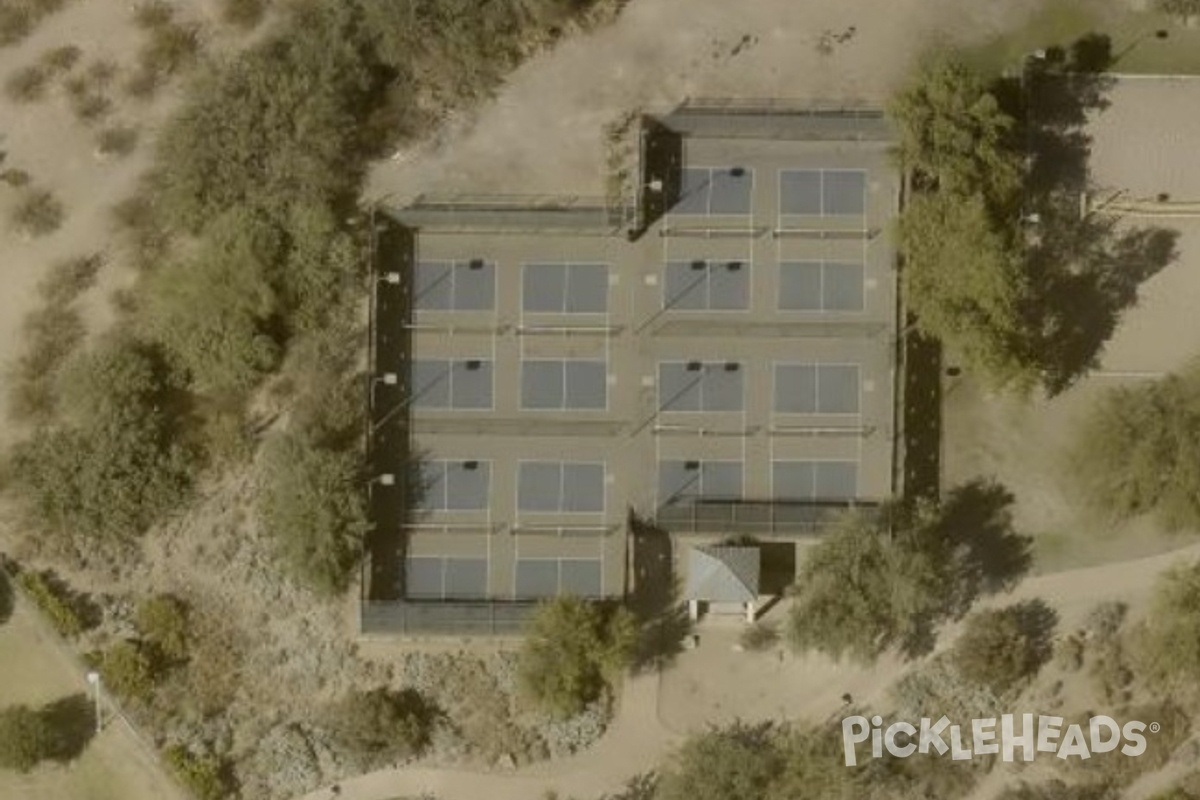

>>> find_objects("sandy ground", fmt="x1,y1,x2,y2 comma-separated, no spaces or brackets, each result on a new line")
299,541,1200,800
366,0,1042,203
0,597,186,800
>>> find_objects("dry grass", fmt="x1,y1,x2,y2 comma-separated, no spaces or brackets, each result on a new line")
40,43,82,73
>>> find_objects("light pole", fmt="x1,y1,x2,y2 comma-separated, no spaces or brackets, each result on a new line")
85,671,102,734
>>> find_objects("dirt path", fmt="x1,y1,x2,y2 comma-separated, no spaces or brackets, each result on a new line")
299,542,1200,800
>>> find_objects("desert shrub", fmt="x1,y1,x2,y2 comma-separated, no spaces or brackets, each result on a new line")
220,0,268,30
1072,372,1200,529
99,640,166,703
95,125,138,157
519,596,638,719
137,19,200,78
327,688,434,767
110,191,169,269
14,569,98,637
163,745,236,800
40,43,81,72
0,167,30,187
997,781,1119,800
85,58,118,86
739,621,779,652
257,432,368,595
37,253,103,306
69,90,112,124
0,704,55,772
4,64,49,102
951,600,1057,694
135,593,190,662
10,188,64,237
132,0,173,29
0,7,32,47
6,305,85,422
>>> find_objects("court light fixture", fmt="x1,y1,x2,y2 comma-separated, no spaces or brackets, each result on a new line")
379,272,402,285
691,259,707,270
465,359,482,371
686,361,703,372
375,372,399,385
375,473,396,486
647,179,664,192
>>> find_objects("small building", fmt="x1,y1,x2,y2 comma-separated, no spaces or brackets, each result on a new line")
684,545,761,623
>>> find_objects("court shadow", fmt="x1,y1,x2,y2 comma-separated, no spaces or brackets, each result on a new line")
628,512,692,672
0,569,12,626
902,326,942,503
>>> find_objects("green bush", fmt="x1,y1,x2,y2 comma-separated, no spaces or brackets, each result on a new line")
14,569,97,638
328,688,433,766
163,745,235,800
135,594,190,663
951,600,1057,694
144,211,283,395
1072,372,1200,529
4,64,50,102
100,640,165,703
0,7,33,47
40,44,82,73
95,125,139,157
9,188,65,237
518,596,638,719
132,0,173,29
658,723,783,800
1157,0,1200,22
1141,560,1200,689
257,433,368,595
37,253,103,307
0,167,30,187
6,305,86,422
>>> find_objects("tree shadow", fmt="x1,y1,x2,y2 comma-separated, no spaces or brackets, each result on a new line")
902,327,942,503
40,693,96,763
988,33,1180,394
628,512,692,672
1009,598,1059,670
934,480,1033,614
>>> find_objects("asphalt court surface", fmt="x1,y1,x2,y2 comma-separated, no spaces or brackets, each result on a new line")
659,361,745,412
779,261,865,311
412,359,494,409
774,363,860,414
521,359,608,410
674,166,755,215
664,259,749,310
415,260,496,310
523,263,609,313
779,169,867,216
517,461,606,513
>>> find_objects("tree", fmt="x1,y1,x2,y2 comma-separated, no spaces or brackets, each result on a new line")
163,745,237,800
889,54,1022,203
788,482,1031,663
327,688,433,766
518,596,638,719
898,192,1038,391
658,723,783,800
0,705,55,772
951,600,1057,693
1071,371,1200,529
257,433,369,596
